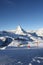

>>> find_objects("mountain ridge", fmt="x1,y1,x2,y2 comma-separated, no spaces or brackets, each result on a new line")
0,26,43,49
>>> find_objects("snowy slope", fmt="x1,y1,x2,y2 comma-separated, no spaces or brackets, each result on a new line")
36,28,43,36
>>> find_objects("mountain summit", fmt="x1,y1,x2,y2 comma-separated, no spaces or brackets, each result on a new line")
15,25,26,35
16,25,22,32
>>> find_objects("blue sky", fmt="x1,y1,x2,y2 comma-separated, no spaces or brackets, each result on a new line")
0,0,43,30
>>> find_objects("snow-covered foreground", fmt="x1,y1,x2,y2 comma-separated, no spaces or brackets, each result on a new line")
0,48,43,65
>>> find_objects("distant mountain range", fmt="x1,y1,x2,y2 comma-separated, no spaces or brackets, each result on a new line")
0,25,43,49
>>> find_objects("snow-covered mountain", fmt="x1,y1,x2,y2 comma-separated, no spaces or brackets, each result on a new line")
0,25,43,49
36,28,43,36
14,25,27,35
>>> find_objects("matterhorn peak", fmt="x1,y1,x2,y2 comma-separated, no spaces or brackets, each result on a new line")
15,25,26,35
16,25,22,31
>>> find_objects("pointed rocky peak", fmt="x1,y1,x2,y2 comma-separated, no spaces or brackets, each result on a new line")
16,25,22,31
15,25,26,35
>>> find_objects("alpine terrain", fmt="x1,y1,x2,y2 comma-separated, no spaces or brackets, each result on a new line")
0,26,43,50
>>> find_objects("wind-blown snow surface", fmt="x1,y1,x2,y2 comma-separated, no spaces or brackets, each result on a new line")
0,48,43,65
0,26,43,49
